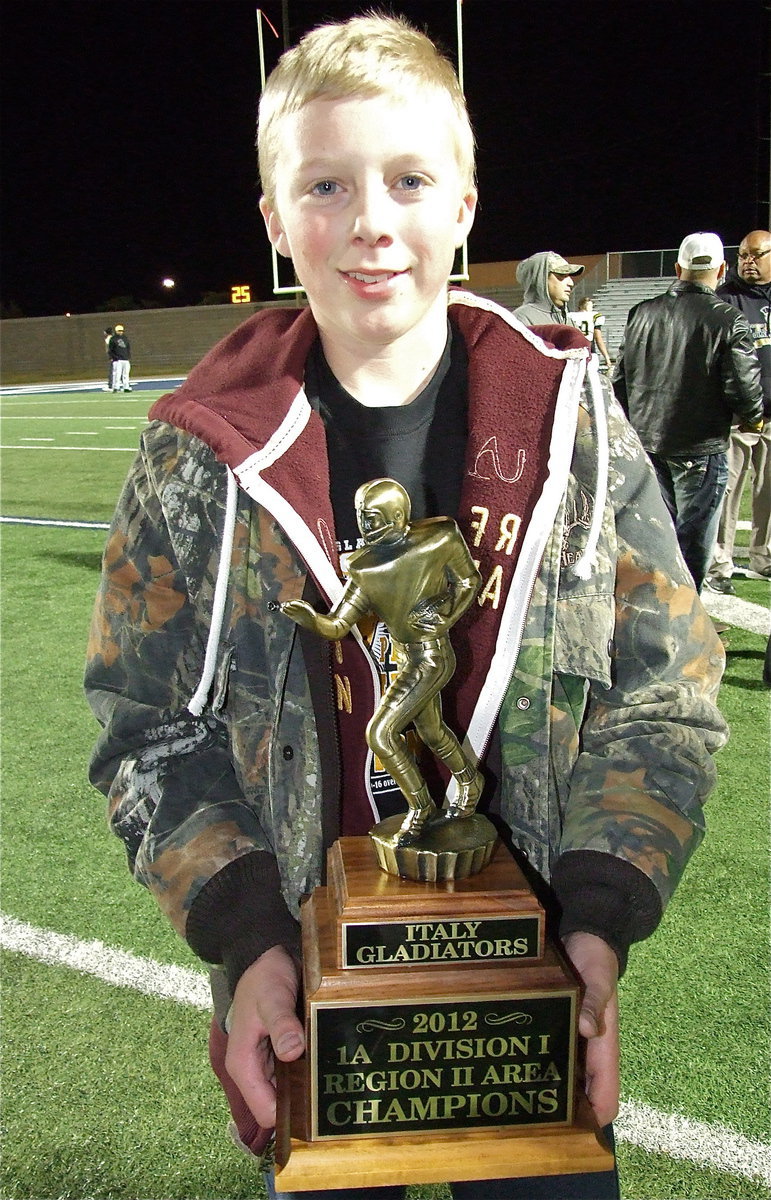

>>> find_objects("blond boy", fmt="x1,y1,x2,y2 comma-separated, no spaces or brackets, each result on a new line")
87,15,727,1199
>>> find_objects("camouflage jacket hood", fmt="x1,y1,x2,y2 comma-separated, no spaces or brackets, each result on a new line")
86,291,727,979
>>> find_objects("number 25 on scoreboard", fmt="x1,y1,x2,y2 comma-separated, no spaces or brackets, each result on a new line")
231,285,252,304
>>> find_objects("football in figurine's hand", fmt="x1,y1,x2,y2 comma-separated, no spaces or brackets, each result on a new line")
409,591,452,631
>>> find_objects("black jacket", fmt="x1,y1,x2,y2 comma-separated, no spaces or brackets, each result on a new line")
612,280,763,455
718,269,771,414
108,332,131,361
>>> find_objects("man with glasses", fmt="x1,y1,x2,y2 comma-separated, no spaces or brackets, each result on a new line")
708,231,771,590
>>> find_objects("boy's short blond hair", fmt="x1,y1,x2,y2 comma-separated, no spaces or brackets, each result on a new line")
257,13,476,209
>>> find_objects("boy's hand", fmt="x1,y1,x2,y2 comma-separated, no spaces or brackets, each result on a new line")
563,931,620,1128
224,945,305,1129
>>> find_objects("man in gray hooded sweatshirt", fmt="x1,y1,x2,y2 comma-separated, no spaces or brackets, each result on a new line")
514,251,585,325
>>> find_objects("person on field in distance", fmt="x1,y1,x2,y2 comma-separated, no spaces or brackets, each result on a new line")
86,15,729,1200
612,232,763,593
108,323,131,392
707,229,771,592
103,327,114,391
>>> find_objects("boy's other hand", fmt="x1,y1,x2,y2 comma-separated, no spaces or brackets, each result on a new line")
563,931,620,1128
225,945,305,1128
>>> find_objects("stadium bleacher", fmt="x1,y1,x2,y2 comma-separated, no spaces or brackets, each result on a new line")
589,277,674,356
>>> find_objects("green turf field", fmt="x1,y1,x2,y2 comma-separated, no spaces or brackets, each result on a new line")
1,389,769,1199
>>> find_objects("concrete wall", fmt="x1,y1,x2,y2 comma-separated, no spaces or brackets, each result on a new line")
0,255,607,385
0,300,304,385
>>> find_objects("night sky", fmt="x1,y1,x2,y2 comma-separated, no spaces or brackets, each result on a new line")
2,0,767,317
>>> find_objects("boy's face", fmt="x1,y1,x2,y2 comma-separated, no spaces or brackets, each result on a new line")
260,91,477,365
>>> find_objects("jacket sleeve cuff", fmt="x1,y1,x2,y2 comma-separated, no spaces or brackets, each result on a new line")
185,850,302,992
550,849,662,976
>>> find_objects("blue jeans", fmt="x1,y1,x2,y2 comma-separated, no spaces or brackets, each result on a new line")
265,1126,619,1199
648,452,729,591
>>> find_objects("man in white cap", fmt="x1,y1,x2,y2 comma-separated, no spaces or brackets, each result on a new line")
513,251,585,325
612,233,764,592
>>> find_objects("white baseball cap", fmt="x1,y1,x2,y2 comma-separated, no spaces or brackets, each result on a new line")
677,232,724,271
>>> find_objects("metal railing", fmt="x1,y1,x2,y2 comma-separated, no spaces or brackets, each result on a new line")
615,247,739,279
573,246,739,304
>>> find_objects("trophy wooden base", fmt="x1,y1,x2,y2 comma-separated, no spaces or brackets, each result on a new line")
276,1090,611,1190
274,837,614,1191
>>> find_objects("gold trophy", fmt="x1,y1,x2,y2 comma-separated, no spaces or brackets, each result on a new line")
273,481,613,1190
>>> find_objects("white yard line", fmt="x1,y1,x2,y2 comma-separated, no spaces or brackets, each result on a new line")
0,395,113,404
0,384,118,396
1,912,769,1185
0,415,145,419
0,396,148,405
0,444,137,452
615,1100,771,1186
1,516,109,529
0,914,210,1009
700,591,770,636
0,377,182,398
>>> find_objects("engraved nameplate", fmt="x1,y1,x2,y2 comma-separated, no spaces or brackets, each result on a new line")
310,992,576,1140
341,915,542,969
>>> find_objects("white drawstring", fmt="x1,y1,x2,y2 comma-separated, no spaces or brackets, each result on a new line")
572,358,609,580
188,467,238,716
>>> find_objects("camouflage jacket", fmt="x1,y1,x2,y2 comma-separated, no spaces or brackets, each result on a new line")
86,292,727,975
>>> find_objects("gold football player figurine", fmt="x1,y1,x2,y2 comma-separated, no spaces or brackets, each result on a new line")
280,479,483,850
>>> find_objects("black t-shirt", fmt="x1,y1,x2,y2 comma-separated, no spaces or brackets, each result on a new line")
305,324,468,549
